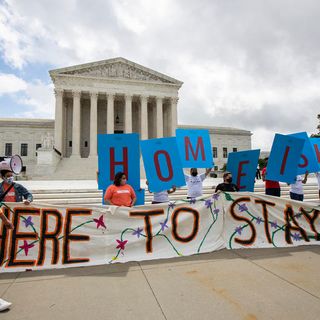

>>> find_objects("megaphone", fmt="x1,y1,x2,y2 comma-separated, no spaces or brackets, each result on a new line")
0,155,23,174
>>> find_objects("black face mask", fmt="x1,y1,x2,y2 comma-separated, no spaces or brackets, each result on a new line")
191,171,198,177
226,178,232,183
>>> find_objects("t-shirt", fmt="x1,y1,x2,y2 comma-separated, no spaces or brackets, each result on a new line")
261,167,280,189
316,172,320,189
2,183,16,202
153,191,169,203
289,175,303,195
215,183,239,192
185,173,206,198
104,184,136,207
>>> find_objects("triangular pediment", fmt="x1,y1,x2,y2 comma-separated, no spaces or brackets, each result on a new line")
50,57,182,85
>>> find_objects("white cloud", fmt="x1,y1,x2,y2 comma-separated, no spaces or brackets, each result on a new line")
0,73,27,95
16,80,54,118
1,0,320,150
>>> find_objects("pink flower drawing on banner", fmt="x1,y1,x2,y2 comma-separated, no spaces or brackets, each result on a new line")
116,239,128,250
94,215,106,229
19,240,35,256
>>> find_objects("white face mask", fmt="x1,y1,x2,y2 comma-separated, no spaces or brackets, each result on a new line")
5,176,14,184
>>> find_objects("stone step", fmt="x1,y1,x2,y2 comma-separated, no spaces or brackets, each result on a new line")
32,196,320,206
29,183,320,194
26,181,320,205
31,192,320,205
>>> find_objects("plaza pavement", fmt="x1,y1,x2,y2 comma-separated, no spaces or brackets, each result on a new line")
1,245,320,320
1,177,320,319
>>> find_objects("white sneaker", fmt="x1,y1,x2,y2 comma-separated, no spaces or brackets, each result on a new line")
0,298,12,311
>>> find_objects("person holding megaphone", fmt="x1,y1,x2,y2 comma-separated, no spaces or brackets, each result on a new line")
0,155,33,229
0,169,33,205
0,157,33,312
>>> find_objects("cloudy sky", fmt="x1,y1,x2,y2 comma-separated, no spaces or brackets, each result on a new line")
0,0,319,150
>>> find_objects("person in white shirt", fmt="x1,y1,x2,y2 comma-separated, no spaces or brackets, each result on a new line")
289,171,308,201
315,172,320,200
184,167,212,198
146,181,176,204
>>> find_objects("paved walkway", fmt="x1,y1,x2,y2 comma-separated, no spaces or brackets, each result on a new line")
1,245,320,320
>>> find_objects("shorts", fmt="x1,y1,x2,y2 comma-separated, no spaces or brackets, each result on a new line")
265,188,281,197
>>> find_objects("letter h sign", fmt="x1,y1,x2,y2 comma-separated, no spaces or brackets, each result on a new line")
97,133,141,190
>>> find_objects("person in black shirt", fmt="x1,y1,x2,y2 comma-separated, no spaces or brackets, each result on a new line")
215,172,239,192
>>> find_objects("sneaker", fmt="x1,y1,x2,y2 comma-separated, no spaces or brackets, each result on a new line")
0,298,12,311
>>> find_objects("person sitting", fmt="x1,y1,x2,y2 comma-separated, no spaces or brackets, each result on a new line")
289,171,308,201
146,180,176,204
184,167,212,198
104,172,136,207
215,172,239,192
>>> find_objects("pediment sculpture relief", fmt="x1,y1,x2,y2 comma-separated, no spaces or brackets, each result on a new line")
62,62,172,83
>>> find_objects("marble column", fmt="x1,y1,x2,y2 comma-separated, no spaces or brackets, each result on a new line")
107,93,114,134
89,92,98,157
54,89,64,154
140,95,148,140
170,97,178,136
156,97,163,138
124,94,132,133
71,90,81,157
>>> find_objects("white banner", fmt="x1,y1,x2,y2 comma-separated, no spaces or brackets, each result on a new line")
0,196,224,272
223,192,320,249
1,192,319,273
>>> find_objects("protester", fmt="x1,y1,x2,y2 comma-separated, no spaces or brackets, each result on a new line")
316,172,320,200
256,164,261,179
146,180,176,204
289,171,308,201
184,167,212,198
0,169,33,204
104,172,136,207
215,172,239,192
261,158,281,197
0,169,33,312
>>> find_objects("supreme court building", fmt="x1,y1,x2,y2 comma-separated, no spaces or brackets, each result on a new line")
0,57,252,179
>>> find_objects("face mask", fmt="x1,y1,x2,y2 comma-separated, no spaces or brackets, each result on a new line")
5,176,14,184
226,177,232,183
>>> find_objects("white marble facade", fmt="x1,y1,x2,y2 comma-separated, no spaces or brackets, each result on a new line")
0,57,252,179
51,57,182,159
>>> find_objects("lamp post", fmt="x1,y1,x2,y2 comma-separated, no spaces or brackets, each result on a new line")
311,114,320,138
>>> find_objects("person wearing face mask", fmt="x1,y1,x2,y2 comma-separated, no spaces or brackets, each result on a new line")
104,171,136,207
0,170,33,205
215,172,239,192
0,169,32,312
184,167,212,198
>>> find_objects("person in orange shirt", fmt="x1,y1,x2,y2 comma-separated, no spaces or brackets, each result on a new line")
104,172,136,207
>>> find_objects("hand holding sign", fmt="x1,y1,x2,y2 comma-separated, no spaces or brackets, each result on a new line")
98,133,140,190
266,134,305,183
227,149,260,192
141,137,185,193
176,128,213,168
288,132,319,174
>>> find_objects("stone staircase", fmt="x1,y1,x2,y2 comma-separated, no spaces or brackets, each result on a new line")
30,183,320,206
35,157,98,180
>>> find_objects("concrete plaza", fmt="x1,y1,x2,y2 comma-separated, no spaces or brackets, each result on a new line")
1,177,320,319
1,245,320,320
